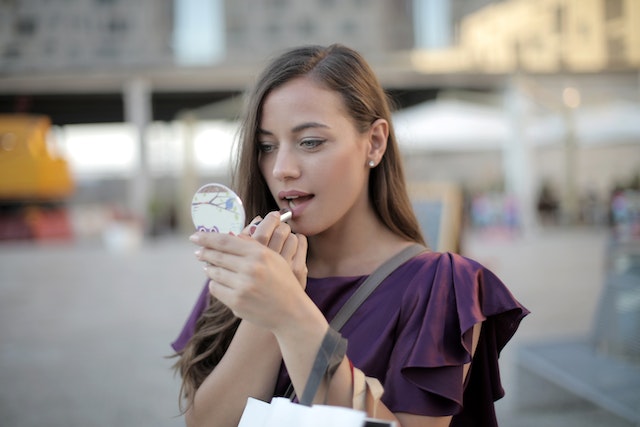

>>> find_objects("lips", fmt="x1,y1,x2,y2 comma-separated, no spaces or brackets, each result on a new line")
278,191,314,214
285,195,313,209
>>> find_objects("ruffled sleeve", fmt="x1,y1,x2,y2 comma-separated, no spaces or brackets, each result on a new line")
382,252,529,424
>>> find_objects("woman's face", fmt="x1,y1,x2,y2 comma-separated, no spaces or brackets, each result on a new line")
257,76,373,236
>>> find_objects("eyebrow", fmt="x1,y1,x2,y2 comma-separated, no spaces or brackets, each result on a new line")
258,121,329,136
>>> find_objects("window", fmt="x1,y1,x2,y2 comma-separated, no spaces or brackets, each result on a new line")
605,0,623,20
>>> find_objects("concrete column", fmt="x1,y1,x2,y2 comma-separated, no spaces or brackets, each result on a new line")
503,77,537,234
178,113,198,234
413,0,452,49
123,77,152,232
561,88,581,224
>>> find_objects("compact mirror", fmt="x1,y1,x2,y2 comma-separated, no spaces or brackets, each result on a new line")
190,183,245,234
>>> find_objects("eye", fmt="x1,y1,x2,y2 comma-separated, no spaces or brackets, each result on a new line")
258,141,276,153
300,138,325,149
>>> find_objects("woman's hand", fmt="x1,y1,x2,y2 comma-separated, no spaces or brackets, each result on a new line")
191,211,309,330
243,211,308,288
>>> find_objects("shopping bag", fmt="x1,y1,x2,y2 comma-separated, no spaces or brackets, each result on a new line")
238,397,367,427
238,328,397,426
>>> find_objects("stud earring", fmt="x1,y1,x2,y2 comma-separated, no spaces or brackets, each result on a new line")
368,160,375,167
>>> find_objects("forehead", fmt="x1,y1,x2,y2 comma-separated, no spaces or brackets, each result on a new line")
260,77,348,123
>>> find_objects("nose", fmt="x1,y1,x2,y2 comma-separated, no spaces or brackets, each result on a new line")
271,145,300,181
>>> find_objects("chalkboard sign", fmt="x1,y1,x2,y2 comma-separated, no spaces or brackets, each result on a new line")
408,182,463,253
413,200,444,252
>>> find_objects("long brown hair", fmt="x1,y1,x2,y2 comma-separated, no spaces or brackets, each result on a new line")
235,44,424,244
174,43,425,408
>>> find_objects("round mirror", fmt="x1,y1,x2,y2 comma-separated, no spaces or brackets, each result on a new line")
191,183,245,234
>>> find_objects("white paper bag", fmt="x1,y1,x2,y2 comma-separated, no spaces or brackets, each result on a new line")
239,397,367,427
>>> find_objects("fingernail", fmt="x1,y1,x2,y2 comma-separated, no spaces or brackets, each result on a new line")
189,233,200,243
248,225,257,235
194,249,202,258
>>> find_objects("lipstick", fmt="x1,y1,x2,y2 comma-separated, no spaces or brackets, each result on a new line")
279,209,292,223
254,208,292,226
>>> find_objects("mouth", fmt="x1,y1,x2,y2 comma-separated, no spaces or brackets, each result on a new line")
282,194,314,211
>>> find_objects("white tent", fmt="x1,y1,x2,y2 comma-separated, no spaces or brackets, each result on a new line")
528,100,640,147
393,98,508,152
393,97,640,152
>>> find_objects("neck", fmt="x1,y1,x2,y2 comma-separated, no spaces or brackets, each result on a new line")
306,208,411,278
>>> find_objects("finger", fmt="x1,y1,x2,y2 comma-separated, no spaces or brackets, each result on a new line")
190,231,251,257
280,233,298,261
294,233,308,262
250,211,282,246
242,216,263,236
266,223,292,253
207,279,236,309
292,234,308,279
204,261,240,290
198,246,244,273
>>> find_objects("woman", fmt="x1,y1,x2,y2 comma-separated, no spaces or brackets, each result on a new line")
172,44,529,427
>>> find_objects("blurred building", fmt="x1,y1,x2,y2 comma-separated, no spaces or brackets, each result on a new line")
1,0,637,118
0,0,638,237
225,0,413,59
0,0,174,73
0,0,493,74
412,0,640,73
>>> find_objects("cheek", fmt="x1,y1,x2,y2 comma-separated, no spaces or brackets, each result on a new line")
323,151,368,193
336,143,368,173
258,155,272,179
257,157,277,196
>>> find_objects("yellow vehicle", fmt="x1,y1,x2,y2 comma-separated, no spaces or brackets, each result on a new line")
0,114,74,201
0,114,74,240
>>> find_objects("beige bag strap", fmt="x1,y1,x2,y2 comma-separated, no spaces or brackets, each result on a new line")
352,368,384,418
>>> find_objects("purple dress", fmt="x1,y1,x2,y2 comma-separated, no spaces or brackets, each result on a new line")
172,251,529,426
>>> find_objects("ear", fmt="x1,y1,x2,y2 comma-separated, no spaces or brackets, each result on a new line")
366,118,389,166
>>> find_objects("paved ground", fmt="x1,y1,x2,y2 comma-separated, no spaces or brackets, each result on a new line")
463,226,635,427
0,225,635,426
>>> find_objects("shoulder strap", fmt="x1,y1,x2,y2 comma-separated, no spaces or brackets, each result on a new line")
285,243,427,401
329,243,427,331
